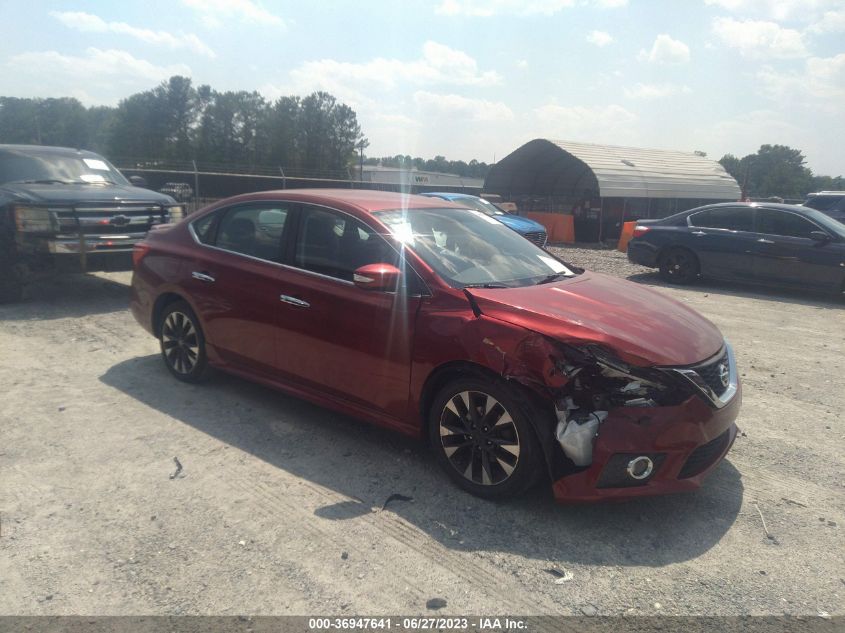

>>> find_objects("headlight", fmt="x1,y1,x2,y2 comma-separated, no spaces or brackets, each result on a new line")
14,206,58,233
167,205,185,222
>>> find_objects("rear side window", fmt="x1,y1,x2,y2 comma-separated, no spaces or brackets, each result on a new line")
757,209,819,239
215,204,291,261
689,207,753,231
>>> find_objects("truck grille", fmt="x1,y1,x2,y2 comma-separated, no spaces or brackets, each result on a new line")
55,205,170,237
524,230,548,247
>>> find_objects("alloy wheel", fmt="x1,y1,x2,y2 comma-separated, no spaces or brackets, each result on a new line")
439,390,521,486
161,311,200,375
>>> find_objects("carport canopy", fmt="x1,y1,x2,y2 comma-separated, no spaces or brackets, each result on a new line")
485,139,741,200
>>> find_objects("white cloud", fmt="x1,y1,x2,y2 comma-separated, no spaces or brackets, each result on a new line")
696,109,805,159
711,17,807,58
807,9,845,33
5,48,191,104
413,91,514,121
586,30,613,46
515,59,529,68
704,0,839,23
638,34,690,64
623,83,691,99
531,103,638,143
758,53,845,111
436,0,574,16
50,11,215,58
286,41,500,103
181,0,286,28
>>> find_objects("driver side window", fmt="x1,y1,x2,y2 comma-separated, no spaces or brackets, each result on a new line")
294,206,399,281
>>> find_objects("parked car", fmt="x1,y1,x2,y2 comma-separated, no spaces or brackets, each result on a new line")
419,192,547,247
131,189,740,502
627,202,845,293
0,144,183,302
803,191,845,224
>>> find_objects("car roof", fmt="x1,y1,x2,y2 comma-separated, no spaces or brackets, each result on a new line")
211,188,466,214
0,144,104,158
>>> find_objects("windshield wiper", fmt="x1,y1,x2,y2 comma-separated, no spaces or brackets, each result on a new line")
462,282,509,289
534,272,571,285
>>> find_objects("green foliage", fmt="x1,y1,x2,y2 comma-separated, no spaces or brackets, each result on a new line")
365,154,491,179
0,76,365,176
719,144,838,199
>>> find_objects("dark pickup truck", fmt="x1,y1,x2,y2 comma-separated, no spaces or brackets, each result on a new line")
0,144,183,302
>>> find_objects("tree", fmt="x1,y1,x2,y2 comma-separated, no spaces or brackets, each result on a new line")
719,145,816,199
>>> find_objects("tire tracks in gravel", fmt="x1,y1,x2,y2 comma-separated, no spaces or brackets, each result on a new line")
216,460,567,618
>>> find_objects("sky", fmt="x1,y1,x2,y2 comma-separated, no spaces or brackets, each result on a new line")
1,0,843,176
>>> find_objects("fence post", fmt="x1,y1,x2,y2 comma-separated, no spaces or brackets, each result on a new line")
279,166,286,189
192,160,200,209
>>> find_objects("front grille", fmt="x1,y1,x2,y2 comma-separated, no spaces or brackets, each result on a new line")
55,205,170,236
524,230,547,247
678,430,730,479
695,349,730,397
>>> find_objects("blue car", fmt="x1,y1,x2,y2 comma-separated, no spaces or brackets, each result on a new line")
419,192,548,247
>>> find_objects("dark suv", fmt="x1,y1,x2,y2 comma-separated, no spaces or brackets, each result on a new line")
803,191,845,223
0,145,183,302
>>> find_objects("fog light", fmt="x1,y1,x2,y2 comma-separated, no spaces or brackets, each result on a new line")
626,456,654,480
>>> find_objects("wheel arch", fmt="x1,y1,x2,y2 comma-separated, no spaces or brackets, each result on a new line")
419,360,557,483
151,292,189,337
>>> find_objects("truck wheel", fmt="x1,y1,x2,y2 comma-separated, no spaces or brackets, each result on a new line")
0,265,23,304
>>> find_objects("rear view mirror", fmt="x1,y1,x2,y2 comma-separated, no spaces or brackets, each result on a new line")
810,230,831,243
128,175,148,188
353,263,402,291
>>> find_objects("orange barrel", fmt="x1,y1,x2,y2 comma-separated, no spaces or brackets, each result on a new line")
617,221,637,252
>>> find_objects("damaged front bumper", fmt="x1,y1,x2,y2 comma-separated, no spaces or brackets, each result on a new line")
551,386,740,502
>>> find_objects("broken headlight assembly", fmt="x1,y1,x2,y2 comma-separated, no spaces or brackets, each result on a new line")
552,343,693,467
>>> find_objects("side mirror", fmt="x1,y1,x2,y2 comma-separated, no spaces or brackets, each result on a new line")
810,230,831,243
128,175,148,188
353,263,402,291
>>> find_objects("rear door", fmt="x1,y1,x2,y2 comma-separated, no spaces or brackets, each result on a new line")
186,201,295,374
686,206,759,280
753,208,844,290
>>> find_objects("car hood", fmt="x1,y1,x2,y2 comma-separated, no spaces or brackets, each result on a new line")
466,271,723,367
497,214,546,233
0,182,175,206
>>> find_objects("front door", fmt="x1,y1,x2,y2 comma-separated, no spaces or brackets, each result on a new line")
273,204,423,424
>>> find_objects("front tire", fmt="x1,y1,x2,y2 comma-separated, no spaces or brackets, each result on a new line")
158,301,209,383
428,376,544,500
659,247,700,284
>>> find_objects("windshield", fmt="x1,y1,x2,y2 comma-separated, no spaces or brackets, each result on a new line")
453,196,505,216
0,151,129,186
374,207,574,288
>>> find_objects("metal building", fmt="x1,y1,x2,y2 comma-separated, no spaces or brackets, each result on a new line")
484,139,741,242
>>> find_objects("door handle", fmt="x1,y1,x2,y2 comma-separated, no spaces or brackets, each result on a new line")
192,271,216,283
280,294,310,308
691,231,706,236
757,238,774,244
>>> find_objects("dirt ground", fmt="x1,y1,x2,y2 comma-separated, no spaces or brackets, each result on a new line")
1,248,843,617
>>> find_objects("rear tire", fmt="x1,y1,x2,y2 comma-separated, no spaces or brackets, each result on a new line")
0,277,23,304
158,301,209,383
428,375,544,500
659,247,700,284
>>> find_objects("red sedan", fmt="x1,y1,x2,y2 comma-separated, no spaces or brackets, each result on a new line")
130,189,740,502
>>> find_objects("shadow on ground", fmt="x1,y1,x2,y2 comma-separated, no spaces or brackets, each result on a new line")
101,354,744,568
0,272,130,322
627,270,844,309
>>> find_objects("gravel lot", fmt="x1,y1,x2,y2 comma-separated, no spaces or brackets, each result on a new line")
1,247,843,617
